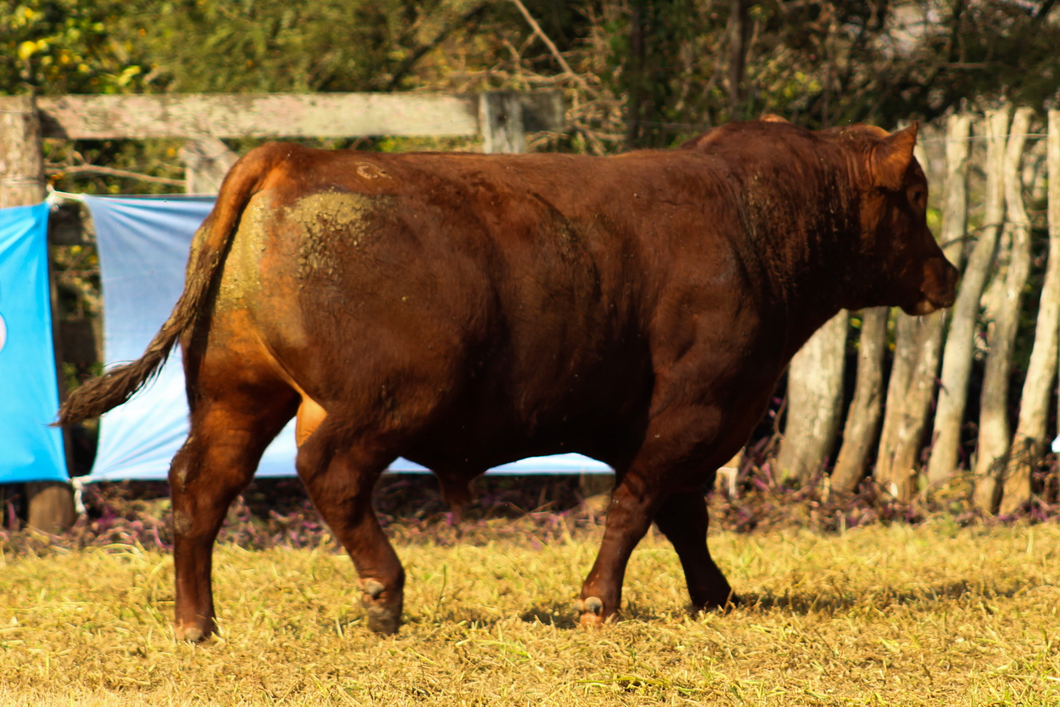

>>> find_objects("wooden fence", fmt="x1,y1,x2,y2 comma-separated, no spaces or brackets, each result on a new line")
5,92,1055,528
0,90,565,532
775,105,1060,515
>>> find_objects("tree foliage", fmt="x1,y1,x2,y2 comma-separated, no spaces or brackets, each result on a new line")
4,0,1059,152
0,1,148,95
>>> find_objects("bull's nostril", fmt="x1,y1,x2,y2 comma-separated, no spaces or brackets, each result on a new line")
933,259,960,305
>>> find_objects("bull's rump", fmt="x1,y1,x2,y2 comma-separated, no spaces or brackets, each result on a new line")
209,148,764,468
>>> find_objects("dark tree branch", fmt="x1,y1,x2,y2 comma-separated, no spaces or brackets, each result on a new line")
626,0,645,147
48,165,185,187
1035,0,1058,20
728,0,751,118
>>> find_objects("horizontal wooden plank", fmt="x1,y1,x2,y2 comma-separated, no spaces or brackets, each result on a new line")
37,92,564,140
38,93,478,139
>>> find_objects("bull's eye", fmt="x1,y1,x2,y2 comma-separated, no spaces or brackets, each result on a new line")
907,185,927,212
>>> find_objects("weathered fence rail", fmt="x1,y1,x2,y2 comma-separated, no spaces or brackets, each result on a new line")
35,91,564,141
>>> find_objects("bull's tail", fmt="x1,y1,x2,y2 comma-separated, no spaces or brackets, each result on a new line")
57,144,284,426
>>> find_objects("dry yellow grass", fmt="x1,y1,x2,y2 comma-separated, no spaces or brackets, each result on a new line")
1,520,1058,706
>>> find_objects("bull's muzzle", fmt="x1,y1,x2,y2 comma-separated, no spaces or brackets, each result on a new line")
906,257,959,316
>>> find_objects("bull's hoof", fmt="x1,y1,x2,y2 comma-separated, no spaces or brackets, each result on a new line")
361,580,402,635
364,604,402,635
174,623,210,643
576,596,606,628
695,591,741,613
364,579,385,600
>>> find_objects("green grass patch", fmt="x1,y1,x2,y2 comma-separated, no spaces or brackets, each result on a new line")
1,521,1058,705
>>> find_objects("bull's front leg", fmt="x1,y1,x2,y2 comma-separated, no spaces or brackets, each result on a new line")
576,401,735,626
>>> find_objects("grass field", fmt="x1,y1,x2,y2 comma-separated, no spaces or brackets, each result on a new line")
1,518,1059,706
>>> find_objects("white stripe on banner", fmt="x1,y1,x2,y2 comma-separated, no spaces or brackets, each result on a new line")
83,195,612,481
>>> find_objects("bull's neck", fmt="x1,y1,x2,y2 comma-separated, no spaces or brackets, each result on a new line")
727,160,861,359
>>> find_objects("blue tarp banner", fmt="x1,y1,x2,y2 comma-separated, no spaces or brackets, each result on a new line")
86,195,229,482
0,202,68,483
85,195,612,481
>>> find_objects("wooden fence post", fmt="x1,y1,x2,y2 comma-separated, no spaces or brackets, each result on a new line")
927,107,1010,485
0,95,47,206
1001,109,1060,514
974,106,1036,514
873,115,973,502
874,311,917,501
479,92,526,154
775,310,849,485
0,94,76,533
831,307,888,495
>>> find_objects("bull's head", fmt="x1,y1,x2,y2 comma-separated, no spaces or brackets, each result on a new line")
850,124,959,315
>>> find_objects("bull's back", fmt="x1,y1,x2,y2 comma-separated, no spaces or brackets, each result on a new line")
209,146,751,462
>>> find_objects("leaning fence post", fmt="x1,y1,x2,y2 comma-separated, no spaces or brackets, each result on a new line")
927,107,1010,485
775,310,849,485
0,94,76,532
973,106,1036,514
180,137,238,194
1000,109,1060,514
479,92,526,154
831,307,888,496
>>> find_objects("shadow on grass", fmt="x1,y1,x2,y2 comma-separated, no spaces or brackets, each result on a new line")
401,601,660,629
394,579,1032,632
519,600,673,627
514,579,1031,626
519,604,580,628
737,578,1028,615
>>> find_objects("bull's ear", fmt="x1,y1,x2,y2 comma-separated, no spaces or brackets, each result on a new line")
759,113,789,123
871,123,918,190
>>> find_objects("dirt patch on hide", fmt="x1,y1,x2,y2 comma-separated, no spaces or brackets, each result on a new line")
216,191,273,308
285,190,385,278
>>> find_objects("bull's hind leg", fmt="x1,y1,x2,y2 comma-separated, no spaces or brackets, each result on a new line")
433,465,480,523
295,420,405,635
652,491,736,610
170,395,295,641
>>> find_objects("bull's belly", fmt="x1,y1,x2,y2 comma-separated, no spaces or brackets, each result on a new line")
402,393,647,474
406,373,773,475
